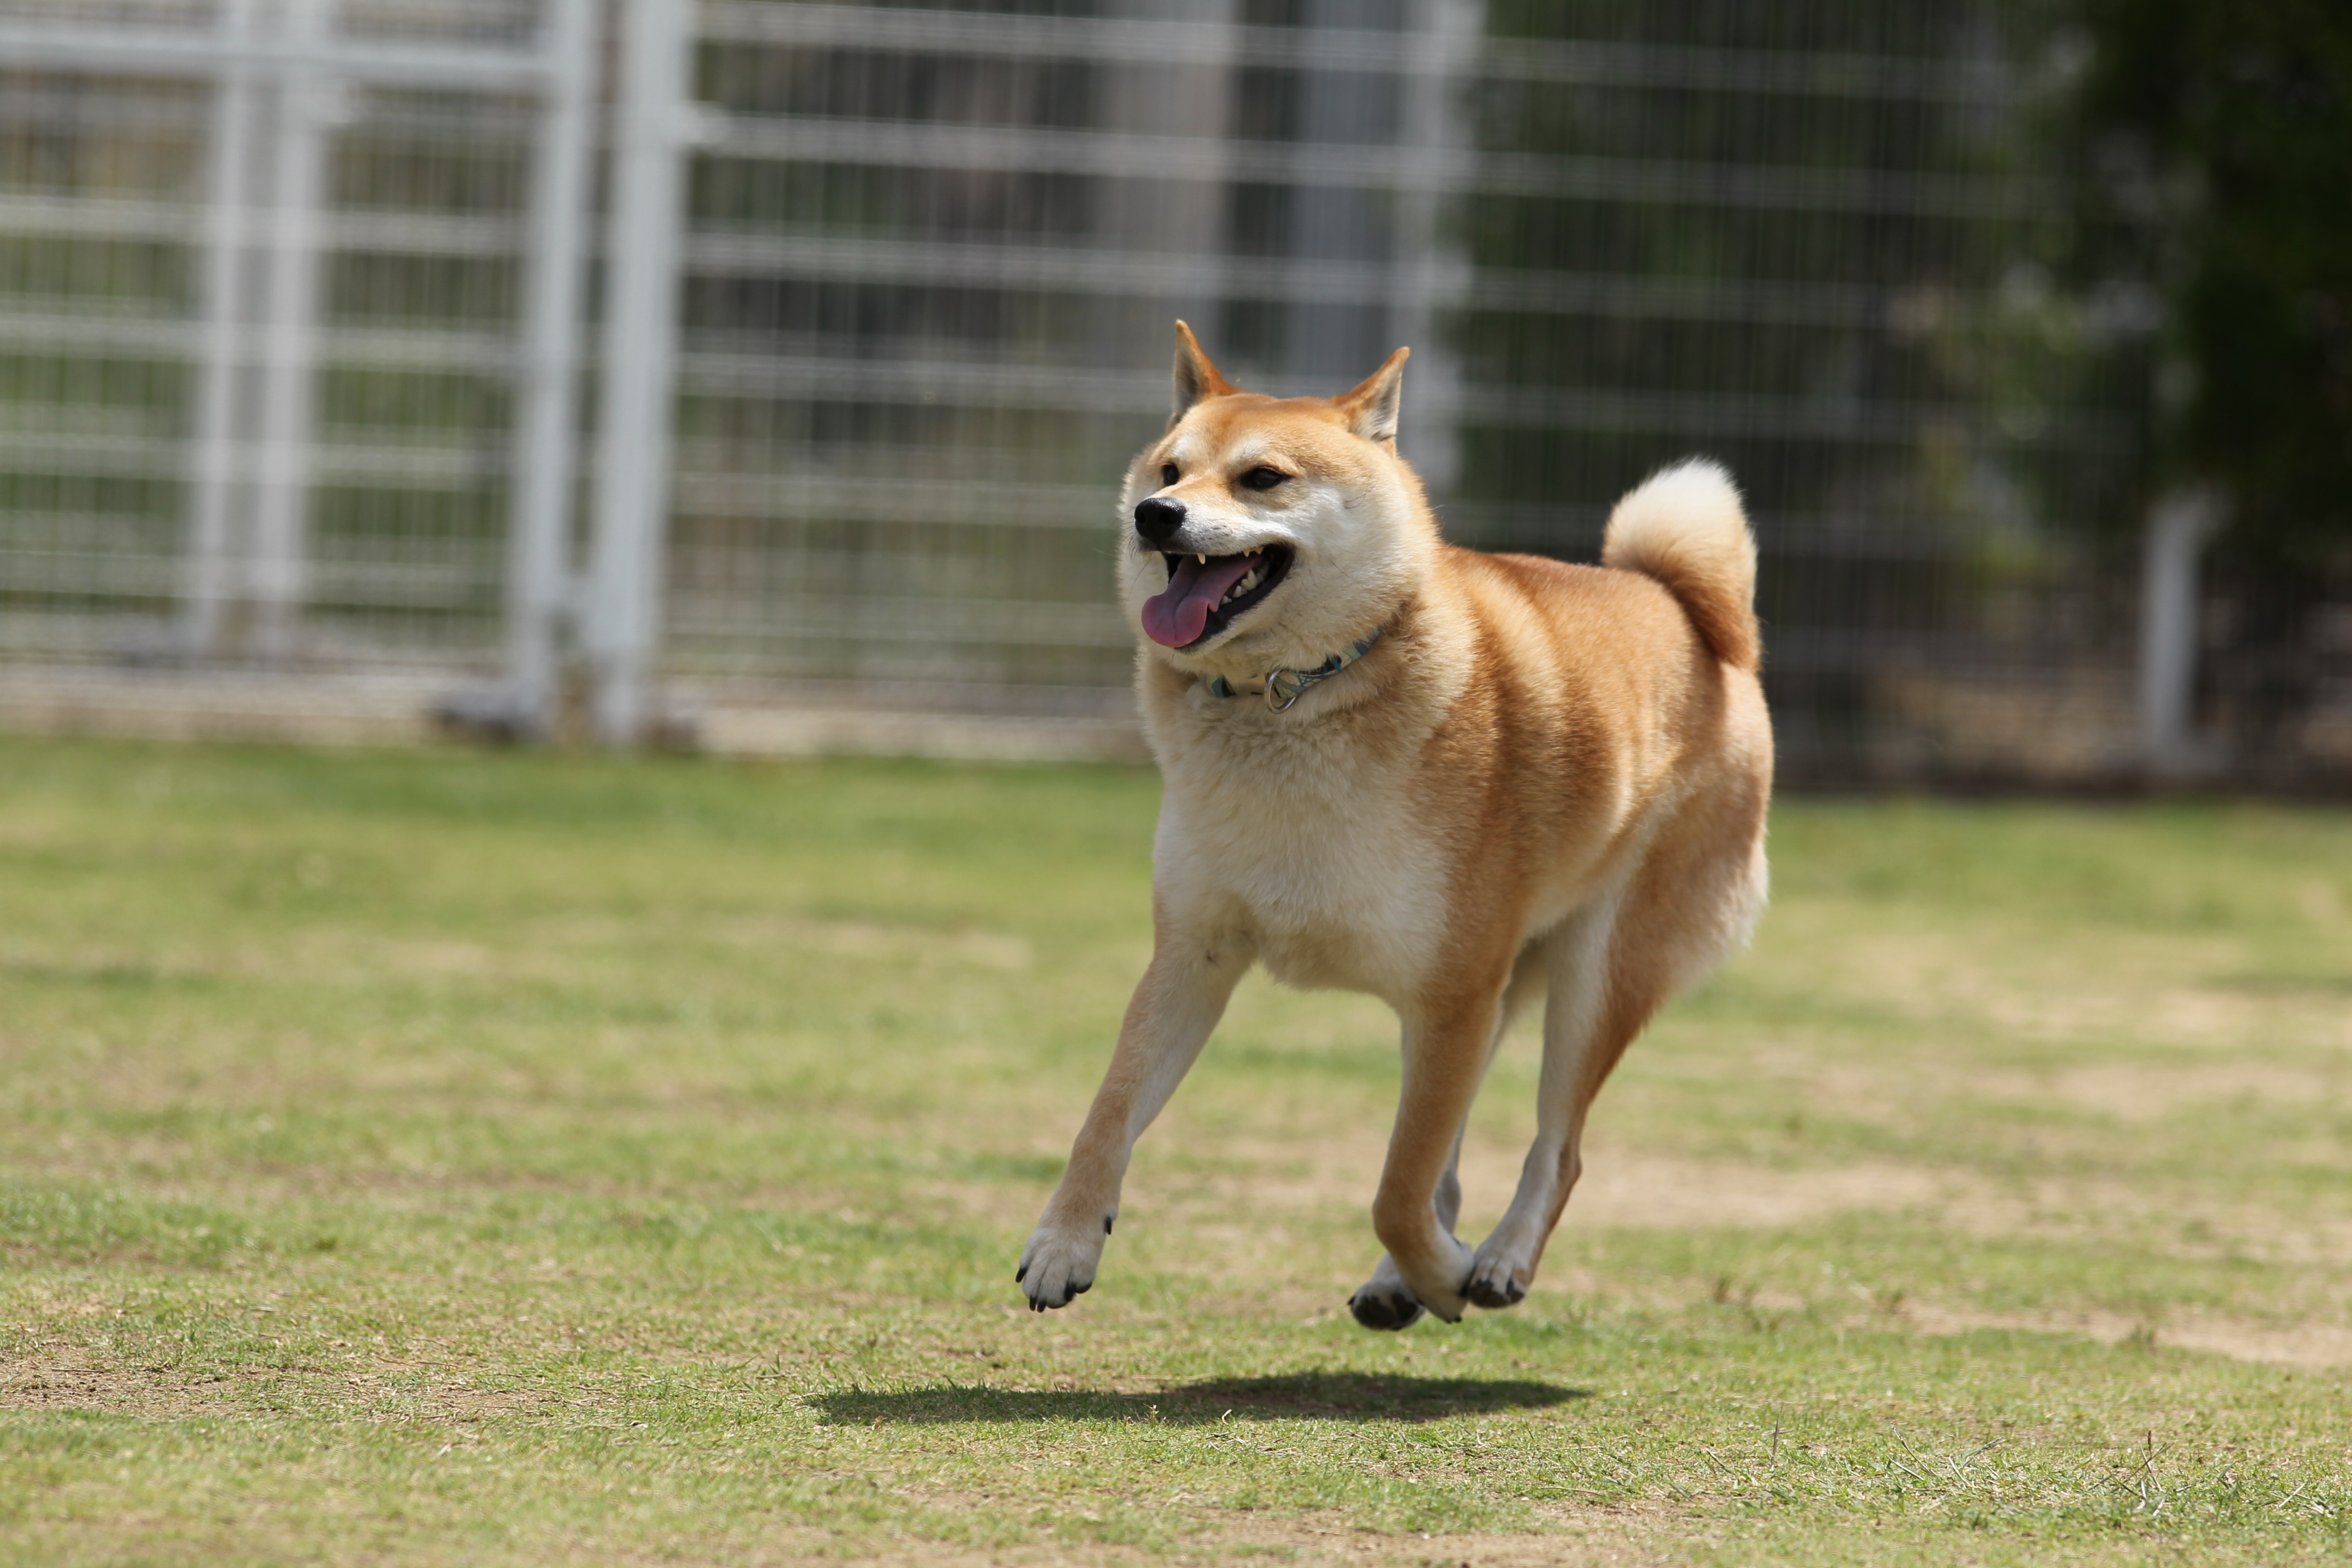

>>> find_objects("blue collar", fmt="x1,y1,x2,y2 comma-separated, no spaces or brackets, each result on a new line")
1204,626,1382,711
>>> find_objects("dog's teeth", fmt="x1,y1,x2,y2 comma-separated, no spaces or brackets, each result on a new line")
1197,553,1208,564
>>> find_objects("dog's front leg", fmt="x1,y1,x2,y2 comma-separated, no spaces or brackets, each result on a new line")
1361,985,1506,1324
1018,923,1253,1311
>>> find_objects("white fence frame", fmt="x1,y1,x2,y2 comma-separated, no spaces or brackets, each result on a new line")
0,0,612,736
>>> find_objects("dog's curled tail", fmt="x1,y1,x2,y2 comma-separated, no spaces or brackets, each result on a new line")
1602,458,1760,673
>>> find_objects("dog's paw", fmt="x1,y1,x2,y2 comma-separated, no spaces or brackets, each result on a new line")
1348,1249,1452,1330
1380,1234,1473,1324
1016,1219,1107,1312
1462,1246,1530,1310
1348,1280,1425,1330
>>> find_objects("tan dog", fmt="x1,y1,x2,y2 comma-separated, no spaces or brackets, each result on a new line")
1018,324,1773,1328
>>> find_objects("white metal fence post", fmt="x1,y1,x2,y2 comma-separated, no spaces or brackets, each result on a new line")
1394,0,1475,503
248,0,338,664
1283,0,1386,391
2139,489,2222,777
181,0,260,660
499,0,599,734
586,0,695,745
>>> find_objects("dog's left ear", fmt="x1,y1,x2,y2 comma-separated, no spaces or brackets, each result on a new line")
1335,347,1410,447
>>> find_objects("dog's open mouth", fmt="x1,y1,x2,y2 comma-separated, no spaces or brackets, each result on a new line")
1141,545,1293,649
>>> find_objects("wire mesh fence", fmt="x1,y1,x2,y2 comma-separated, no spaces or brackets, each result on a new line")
0,1,549,663
0,0,2341,783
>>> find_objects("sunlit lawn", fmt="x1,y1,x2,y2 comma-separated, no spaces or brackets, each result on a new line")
2,735,2350,1565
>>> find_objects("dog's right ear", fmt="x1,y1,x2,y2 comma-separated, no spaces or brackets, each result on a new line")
1171,320,1235,426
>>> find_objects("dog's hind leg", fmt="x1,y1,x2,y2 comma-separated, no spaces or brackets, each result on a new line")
1465,815,1759,1308
1019,921,1254,1311
1349,945,1545,1329
1350,949,1544,1329
1461,894,1634,1309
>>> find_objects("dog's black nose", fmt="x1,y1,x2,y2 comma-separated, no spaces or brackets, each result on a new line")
1133,496,1186,544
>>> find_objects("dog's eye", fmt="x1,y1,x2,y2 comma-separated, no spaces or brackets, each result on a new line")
1239,466,1288,492
1160,463,1178,488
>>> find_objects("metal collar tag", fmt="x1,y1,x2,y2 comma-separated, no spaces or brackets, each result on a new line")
1205,626,1382,710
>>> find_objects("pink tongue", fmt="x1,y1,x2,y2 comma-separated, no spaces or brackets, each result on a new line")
1141,554,1258,648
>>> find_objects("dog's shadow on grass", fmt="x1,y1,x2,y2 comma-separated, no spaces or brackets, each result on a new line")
811,1372,1589,1426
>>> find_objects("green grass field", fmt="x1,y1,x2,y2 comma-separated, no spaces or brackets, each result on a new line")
3,736,2351,1566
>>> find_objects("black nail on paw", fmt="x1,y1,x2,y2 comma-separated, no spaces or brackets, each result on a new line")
1103,1215,1114,1234
1015,1264,1028,1283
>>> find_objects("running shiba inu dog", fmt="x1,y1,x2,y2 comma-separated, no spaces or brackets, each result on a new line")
1017,324,1773,1328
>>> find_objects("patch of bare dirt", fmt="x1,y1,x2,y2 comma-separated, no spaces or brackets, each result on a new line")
1186,1506,1702,1568
859,1494,1701,1568
1898,1302,2352,1370
0,1363,246,1414
1969,1061,2336,1124
1929,1174,2352,1267
0,1349,575,1422
1567,1152,1948,1230
27,1503,1697,1568
1773,917,2352,1054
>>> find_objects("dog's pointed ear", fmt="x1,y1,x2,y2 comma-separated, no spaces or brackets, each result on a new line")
1171,320,1235,425
1335,346,1409,447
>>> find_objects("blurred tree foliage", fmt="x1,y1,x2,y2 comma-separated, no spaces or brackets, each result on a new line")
2075,0,2352,567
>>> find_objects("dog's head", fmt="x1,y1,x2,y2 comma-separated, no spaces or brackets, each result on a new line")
1117,322,1438,681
